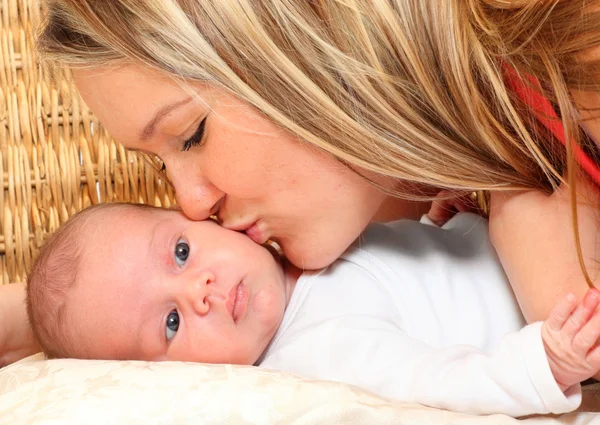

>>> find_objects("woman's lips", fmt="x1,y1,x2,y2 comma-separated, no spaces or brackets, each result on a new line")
227,282,248,323
221,219,268,244
244,222,267,244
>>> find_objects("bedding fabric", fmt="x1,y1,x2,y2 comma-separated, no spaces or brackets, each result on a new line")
1,354,599,425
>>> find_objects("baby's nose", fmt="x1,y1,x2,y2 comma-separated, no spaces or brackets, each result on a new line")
186,271,215,315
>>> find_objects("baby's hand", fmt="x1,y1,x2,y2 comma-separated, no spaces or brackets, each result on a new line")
543,289,600,391
0,283,41,368
427,191,481,227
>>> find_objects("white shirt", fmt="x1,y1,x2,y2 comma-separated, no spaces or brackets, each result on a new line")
259,214,581,416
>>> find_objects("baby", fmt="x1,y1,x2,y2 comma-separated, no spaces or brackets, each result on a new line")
26,202,600,417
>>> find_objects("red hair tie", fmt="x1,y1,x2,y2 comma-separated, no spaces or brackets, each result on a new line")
504,65,600,186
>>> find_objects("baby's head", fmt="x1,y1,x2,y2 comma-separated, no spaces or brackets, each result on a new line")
26,203,293,364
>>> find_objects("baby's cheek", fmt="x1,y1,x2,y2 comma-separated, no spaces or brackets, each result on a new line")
160,252,174,268
252,287,286,328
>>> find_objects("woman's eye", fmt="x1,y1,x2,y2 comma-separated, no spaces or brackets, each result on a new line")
174,238,190,267
182,117,207,152
165,310,179,342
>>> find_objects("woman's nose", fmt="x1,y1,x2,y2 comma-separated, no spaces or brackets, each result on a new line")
167,164,224,221
184,271,216,316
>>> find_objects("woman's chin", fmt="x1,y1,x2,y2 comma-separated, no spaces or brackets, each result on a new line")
282,240,346,270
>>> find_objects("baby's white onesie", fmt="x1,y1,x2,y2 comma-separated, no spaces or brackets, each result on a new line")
259,213,581,416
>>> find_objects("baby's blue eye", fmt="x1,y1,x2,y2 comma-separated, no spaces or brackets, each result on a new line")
174,239,189,267
165,310,179,342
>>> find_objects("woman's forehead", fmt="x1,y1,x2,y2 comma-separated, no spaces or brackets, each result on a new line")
73,64,211,107
74,67,188,115
73,66,211,145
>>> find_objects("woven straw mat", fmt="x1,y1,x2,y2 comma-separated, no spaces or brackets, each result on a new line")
0,0,175,285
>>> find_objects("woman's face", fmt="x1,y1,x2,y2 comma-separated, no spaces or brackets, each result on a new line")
74,65,412,269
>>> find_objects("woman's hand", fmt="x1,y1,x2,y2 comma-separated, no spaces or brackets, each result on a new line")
0,283,41,368
543,289,600,391
489,174,600,324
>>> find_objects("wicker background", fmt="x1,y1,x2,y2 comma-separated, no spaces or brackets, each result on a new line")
0,0,175,285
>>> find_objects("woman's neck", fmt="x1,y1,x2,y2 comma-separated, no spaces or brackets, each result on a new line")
372,197,432,222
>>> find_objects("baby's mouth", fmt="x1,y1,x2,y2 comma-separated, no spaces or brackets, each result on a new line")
227,282,249,323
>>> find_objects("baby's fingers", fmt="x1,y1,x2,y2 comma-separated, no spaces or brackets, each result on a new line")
561,289,600,337
586,343,600,369
573,308,600,356
546,293,579,332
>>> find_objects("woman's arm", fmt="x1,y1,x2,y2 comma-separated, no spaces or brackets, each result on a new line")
572,6,600,153
501,24,600,324
0,283,41,367
488,174,600,324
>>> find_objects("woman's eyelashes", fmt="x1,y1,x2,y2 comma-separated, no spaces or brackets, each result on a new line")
182,116,207,152
159,116,207,173
165,310,179,342
174,238,190,267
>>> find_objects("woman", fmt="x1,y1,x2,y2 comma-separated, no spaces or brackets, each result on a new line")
2,0,600,365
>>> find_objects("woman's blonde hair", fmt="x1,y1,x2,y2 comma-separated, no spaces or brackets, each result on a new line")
38,0,600,193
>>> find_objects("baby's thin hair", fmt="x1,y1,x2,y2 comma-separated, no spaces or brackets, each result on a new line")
26,202,159,359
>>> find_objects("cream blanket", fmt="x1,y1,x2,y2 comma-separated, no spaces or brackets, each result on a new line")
1,354,599,424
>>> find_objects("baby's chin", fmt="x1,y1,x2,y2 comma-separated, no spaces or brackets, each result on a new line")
251,339,275,366
220,341,271,366
247,314,284,366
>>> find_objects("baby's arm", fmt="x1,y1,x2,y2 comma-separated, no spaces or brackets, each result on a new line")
489,174,600,323
262,315,581,416
0,283,41,367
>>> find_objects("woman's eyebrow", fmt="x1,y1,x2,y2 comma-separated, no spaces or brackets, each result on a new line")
139,97,193,142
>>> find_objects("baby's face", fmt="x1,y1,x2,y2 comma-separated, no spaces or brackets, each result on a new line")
66,207,291,365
